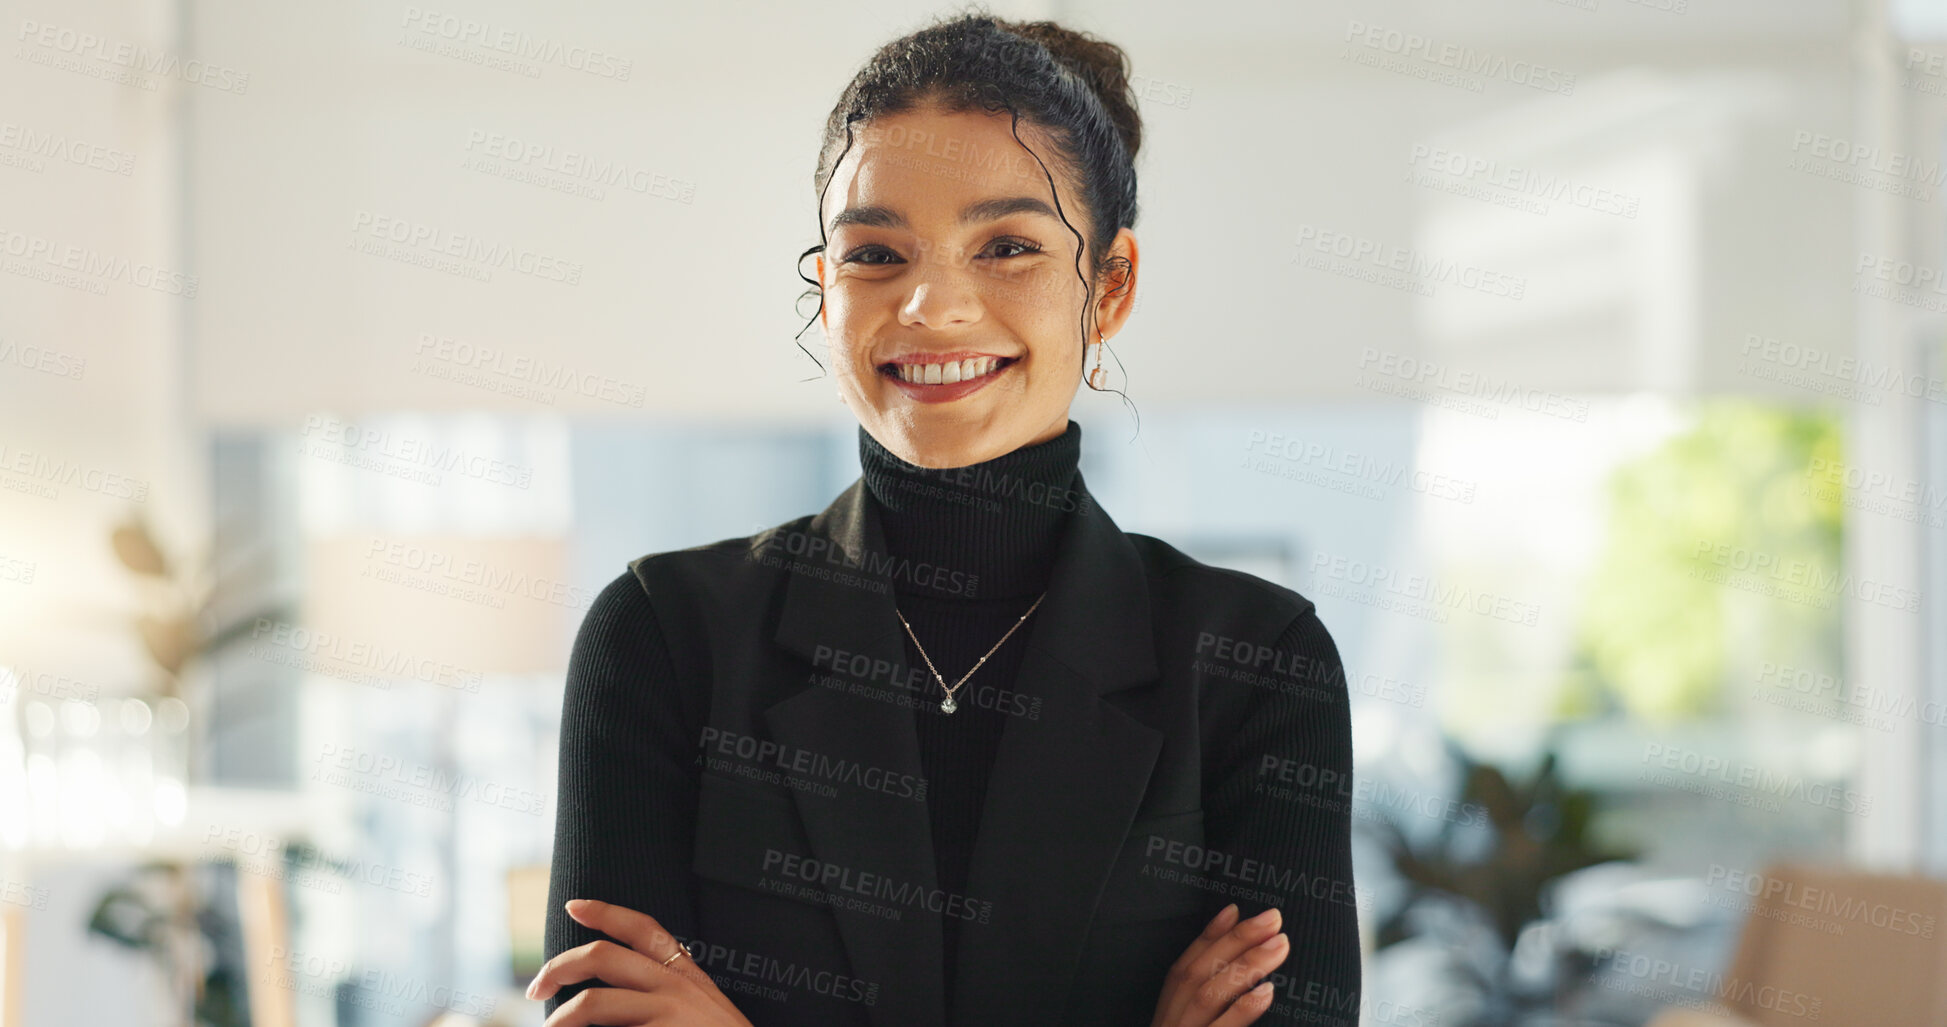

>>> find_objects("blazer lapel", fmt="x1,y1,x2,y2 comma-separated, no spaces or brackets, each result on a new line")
764,479,949,1027
762,472,1164,1027
947,473,1165,1025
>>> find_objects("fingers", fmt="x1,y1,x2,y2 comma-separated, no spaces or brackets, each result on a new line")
553,899,740,1018
1206,903,1241,939
529,899,693,1003
528,938,662,1003
542,986,667,1027
1171,902,1240,973
1156,905,1289,1026
564,897,675,955
1203,906,1285,981
1207,979,1277,1027
1204,929,1288,1012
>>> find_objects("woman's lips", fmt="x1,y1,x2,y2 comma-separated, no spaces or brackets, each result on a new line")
880,357,1016,404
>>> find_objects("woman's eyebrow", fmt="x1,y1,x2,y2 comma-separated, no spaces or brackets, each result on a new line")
829,195,1057,231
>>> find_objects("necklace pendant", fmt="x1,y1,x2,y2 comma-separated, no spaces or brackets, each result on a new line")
940,696,957,714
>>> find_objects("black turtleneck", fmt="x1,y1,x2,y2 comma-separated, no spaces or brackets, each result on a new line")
858,419,1082,600
857,420,1084,1007
545,417,1363,1024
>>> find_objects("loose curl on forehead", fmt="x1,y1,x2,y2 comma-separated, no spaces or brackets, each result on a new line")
793,7,1142,406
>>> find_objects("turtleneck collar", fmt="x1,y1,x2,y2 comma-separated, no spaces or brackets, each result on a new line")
858,420,1086,600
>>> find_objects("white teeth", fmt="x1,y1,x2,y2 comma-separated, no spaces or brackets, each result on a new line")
895,356,1001,384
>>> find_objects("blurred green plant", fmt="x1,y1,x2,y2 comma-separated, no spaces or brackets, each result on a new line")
87,861,245,1027
1373,741,1637,951
1558,401,1843,722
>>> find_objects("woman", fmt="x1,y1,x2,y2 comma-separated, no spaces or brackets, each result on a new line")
529,10,1360,1026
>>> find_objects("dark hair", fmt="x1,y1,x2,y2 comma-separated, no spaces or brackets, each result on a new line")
794,5,1142,409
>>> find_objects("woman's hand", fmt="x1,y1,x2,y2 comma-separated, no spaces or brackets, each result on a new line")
528,898,751,1027
1149,902,1289,1027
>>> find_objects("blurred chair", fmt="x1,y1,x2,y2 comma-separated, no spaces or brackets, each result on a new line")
1646,863,1947,1027
507,863,551,980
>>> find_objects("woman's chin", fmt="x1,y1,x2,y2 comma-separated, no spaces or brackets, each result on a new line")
874,420,1019,469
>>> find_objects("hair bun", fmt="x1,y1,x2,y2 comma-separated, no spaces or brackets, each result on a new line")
997,19,1141,162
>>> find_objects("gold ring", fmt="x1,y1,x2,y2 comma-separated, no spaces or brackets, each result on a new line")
660,942,692,967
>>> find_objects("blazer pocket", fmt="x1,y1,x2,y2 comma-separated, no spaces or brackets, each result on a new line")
690,771,828,909
1093,807,1210,924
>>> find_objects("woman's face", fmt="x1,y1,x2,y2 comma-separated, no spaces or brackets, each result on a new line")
816,104,1137,469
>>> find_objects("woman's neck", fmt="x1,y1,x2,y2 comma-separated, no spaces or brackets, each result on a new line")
858,420,1085,601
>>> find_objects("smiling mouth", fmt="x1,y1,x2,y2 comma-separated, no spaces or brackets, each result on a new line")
877,355,1018,385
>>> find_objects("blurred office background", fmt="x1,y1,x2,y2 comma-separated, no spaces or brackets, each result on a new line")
4,0,1946,1023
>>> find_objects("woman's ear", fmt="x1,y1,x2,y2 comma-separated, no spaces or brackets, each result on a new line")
1094,229,1139,341
816,255,827,327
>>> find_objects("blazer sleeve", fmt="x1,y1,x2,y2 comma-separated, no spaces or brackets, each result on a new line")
543,568,705,1017
1200,606,1363,1026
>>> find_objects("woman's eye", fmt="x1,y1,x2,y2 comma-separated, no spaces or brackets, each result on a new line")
839,238,1042,265
986,238,1044,259
841,246,900,265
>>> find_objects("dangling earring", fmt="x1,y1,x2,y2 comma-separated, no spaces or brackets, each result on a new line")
1087,337,1108,390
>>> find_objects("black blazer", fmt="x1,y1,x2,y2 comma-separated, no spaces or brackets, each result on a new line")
551,472,1361,1026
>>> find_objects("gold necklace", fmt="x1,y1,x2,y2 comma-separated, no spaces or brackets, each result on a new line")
894,592,1047,714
